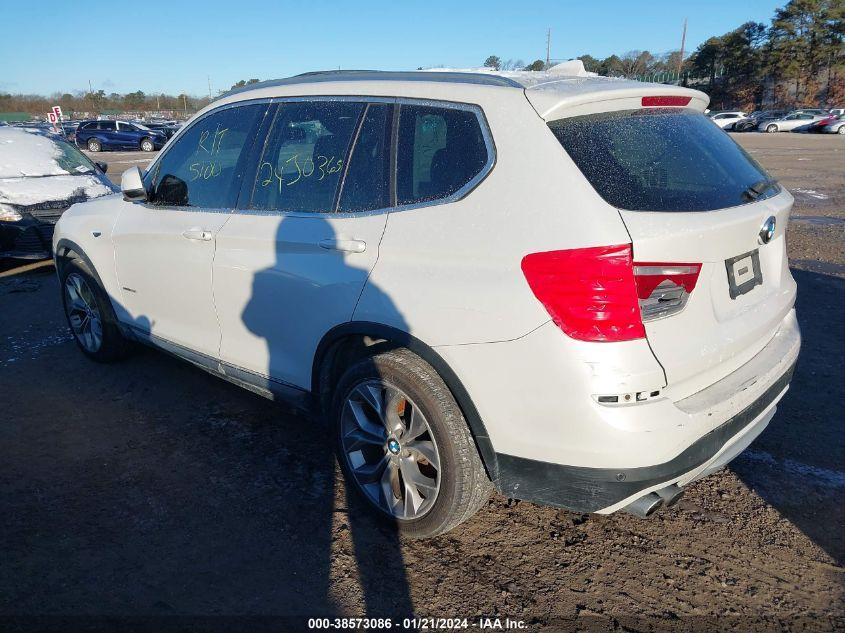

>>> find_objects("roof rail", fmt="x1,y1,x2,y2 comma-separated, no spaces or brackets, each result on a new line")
220,70,523,98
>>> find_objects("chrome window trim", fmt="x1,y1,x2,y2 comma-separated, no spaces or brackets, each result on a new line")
143,95,496,218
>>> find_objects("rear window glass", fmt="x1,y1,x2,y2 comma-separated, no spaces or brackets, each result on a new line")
397,105,488,205
549,109,778,212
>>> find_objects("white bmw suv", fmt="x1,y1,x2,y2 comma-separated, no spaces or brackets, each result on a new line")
54,71,800,538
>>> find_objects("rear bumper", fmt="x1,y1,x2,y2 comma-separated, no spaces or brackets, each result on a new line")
495,361,794,512
479,309,800,513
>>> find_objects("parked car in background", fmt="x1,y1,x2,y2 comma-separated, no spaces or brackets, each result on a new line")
709,111,747,130
0,128,116,259
75,120,167,152
791,108,828,116
136,120,179,140
759,112,826,133
817,114,845,134
829,108,844,117
733,110,788,132
54,71,799,538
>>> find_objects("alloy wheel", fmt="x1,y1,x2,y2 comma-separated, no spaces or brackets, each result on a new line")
64,273,103,353
340,380,441,520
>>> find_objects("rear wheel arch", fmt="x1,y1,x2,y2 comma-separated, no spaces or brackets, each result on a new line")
313,322,499,480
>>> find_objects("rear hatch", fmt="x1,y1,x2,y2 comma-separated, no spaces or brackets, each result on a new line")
539,91,796,399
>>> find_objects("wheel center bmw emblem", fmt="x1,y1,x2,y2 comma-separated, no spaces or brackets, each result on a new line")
387,439,401,454
759,216,776,244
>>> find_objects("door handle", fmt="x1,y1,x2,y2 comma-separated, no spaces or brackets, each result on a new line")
318,238,366,253
181,228,213,241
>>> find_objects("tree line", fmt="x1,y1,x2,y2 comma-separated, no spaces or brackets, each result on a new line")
486,0,844,110
0,79,261,118
0,90,214,118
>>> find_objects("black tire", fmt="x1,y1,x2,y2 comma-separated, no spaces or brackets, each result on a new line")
140,137,154,152
766,124,778,133
60,258,129,362
87,138,101,152
332,348,492,539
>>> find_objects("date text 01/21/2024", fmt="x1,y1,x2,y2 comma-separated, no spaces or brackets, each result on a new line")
307,617,528,630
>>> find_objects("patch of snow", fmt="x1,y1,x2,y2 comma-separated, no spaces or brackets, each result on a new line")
0,175,112,206
740,449,845,488
1,329,74,367
0,127,74,178
421,59,599,83
792,188,829,200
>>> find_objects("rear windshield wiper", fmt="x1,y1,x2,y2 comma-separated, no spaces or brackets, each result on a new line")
742,179,778,201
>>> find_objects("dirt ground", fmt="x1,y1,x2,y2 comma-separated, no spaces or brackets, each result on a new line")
1,134,843,631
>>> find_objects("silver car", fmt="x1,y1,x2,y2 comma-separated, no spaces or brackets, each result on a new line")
759,112,826,133
818,114,845,134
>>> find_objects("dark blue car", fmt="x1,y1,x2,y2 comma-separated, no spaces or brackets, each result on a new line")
75,119,167,152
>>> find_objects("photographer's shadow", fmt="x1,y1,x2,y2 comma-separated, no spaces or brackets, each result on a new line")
241,213,415,618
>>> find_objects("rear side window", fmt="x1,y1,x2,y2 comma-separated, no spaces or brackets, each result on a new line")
250,101,363,213
147,103,264,207
549,109,778,212
98,121,116,131
397,104,488,205
337,103,392,213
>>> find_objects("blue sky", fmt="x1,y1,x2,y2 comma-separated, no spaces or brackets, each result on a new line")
3,0,784,97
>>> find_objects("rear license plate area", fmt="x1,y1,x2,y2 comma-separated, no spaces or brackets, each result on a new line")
725,249,762,299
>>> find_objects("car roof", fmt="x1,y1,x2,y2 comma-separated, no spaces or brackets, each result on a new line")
211,69,709,121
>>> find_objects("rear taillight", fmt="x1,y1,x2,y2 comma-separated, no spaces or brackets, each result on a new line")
633,263,701,321
521,244,645,342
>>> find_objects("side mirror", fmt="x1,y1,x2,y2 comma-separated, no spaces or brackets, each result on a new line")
121,166,147,201
95,161,108,173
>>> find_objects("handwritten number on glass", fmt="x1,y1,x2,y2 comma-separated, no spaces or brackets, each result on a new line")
189,124,229,181
258,154,344,194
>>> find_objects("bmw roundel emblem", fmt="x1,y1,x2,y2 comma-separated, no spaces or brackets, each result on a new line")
759,216,776,245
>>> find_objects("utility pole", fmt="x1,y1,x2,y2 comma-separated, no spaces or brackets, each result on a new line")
183,94,188,114
207,76,212,100
545,28,551,69
678,18,687,75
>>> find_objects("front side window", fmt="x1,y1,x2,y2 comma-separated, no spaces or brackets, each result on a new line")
147,103,264,207
549,108,778,212
250,101,363,213
396,104,488,205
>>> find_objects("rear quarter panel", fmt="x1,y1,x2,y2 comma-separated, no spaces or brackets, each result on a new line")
354,90,633,345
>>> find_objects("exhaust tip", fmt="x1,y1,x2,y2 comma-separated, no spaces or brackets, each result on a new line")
655,484,685,507
623,492,664,518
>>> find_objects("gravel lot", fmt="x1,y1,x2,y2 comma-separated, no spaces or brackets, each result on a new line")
1,133,843,630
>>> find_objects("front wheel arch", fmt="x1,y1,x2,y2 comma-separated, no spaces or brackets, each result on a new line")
312,322,498,480
55,240,108,296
